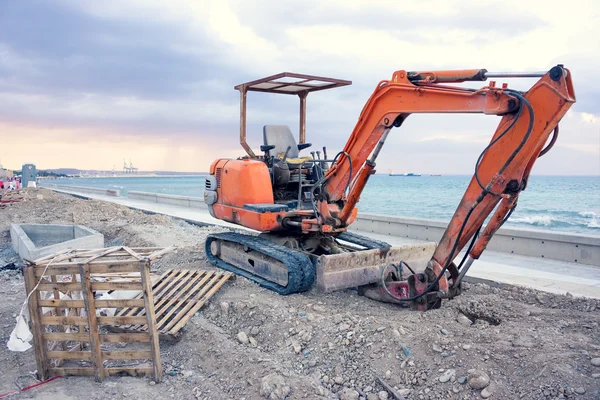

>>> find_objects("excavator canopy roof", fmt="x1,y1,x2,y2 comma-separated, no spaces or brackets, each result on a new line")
234,72,351,95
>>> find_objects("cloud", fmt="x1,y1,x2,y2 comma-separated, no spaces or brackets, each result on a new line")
0,0,598,176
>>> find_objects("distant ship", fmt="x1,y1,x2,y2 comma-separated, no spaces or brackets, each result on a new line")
389,170,421,177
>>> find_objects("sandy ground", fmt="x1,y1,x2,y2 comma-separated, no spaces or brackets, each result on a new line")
0,188,599,400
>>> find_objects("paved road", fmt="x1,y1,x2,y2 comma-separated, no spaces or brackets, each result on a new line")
46,187,600,299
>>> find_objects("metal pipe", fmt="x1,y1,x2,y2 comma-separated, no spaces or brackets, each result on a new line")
238,87,256,158
299,92,307,144
453,257,475,288
484,71,546,78
369,128,391,164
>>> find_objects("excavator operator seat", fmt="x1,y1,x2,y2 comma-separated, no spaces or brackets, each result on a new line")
263,125,312,164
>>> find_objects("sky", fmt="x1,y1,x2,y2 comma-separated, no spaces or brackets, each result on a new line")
0,0,599,175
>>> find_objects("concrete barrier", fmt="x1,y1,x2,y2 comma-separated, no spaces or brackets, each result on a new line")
128,191,207,209
353,213,600,266
42,184,120,197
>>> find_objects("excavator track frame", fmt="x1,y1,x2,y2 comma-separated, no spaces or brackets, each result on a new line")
335,231,391,250
205,232,315,295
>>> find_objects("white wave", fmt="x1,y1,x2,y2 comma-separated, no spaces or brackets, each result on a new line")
588,219,600,228
511,215,554,226
579,211,598,218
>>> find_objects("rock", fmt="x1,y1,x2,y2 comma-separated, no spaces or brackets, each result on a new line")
367,394,379,400
397,389,410,397
462,344,472,350
432,344,443,353
338,388,359,400
481,388,492,398
376,326,387,332
312,304,326,313
291,340,301,354
251,326,260,335
592,373,600,378
457,376,467,384
334,376,344,385
219,302,229,314
591,358,600,367
249,336,258,347
308,359,317,367
385,370,391,379
468,370,490,390
148,380,156,386
440,328,449,335
439,369,456,383
260,373,291,400
456,314,472,327
574,387,586,395
378,391,389,400
237,331,249,345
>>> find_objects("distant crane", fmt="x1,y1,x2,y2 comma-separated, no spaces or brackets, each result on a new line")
129,159,138,174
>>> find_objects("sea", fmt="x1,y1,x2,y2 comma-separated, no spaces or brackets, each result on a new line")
43,175,600,236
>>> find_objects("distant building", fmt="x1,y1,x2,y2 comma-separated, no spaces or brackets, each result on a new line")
0,165,14,179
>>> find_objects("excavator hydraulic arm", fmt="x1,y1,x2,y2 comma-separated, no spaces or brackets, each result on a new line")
319,65,575,309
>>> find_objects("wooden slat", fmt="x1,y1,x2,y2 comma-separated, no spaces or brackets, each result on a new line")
47,351,93,360
91,281,143,290
168,273,233,333
38,299,146,308
43,332,90,342
25,266,49,380
48,367,95,376
41,316,88,325
140,261,162,382
35,263,142,277
37,282,81,291
105,367,154,377
122,246,143,260
81,265,104,382
97,316,149,325
100,333,150,343
155,272,215,331
102,350,153,360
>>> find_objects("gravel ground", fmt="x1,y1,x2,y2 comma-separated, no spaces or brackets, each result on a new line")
0,189,599,400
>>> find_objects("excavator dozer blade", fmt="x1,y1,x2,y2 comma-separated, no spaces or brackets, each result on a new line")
315,242,436,292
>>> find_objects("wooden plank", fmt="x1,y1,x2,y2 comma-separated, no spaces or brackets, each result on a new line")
168,273,233,333
41,316,88,325
105,367,154,377
84,246,124,264
102,350,153,360
146,246,176,260
38,299,85,308
116,269,176,317
37,282,81,291
80,265,104,382
97,316,149,325
24,266,49,380
91,281,143,290
162,273,223,332
48,367,95,377
95,299,146,308
122,246,143,260
154,272,214,331
38,298,148,308
47,351,93,360
100,333,150,343
43,332,90,342
140,261,162,382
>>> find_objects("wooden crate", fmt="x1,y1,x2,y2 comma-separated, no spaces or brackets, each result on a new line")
112,269,234,341
24,246,173,382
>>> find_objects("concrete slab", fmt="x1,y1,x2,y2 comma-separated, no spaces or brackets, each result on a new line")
10,223,104,261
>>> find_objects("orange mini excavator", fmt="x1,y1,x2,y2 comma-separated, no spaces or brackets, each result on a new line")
204,67,575,310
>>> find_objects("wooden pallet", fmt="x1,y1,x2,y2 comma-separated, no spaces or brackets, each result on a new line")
112,269,234,341
23,246,173,382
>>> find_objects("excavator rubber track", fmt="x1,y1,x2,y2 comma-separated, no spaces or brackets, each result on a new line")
205,232,315,295
336,231,391,250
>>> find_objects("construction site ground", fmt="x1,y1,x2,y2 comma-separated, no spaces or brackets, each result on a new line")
0,189,599,400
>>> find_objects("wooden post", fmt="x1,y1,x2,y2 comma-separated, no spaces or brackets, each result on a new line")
80,265,104,382
24,266,49,380
140,260,162,382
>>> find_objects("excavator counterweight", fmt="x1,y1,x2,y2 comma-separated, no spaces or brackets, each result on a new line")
204,66,575,310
